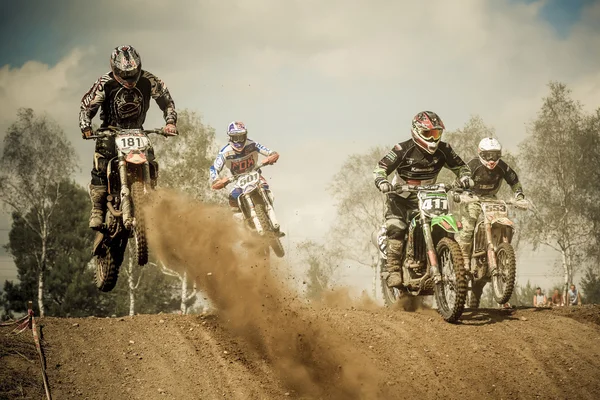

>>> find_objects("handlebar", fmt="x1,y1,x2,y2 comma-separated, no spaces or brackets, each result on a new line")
388,182,460,195
86,126,171,140
220,161,271,186
455,191,531,209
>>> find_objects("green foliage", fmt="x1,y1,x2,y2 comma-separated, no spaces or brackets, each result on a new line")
580,268,600,304
153,109,223,203
0,108,79,316
2,181,108,316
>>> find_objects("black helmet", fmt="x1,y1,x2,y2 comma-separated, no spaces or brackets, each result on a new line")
110,45,142,89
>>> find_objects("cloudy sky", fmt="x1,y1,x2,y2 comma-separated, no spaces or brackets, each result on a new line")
1,0,599,292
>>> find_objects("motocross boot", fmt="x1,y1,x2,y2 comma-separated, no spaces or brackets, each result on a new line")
88,184,107,230
385,239,404,288
459,242,472,271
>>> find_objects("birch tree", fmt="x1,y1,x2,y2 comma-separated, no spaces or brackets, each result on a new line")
148,260,197,314
0,109,77,317
518,82,591,299
327,146,388,267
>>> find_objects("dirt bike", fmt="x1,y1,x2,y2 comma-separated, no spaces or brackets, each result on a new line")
88,126,170,292
222,161,285,258
372,183,468,323
455,193,530,308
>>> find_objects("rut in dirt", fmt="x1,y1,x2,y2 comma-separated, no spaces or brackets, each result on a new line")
143,189,391,399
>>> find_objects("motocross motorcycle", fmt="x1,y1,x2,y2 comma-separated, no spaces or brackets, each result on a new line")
372,183,468,323
88,126,168,292
455,193,530,308
222,162,285,258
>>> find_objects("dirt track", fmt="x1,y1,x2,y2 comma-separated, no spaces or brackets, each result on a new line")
2,306,600,400
3,190,600,399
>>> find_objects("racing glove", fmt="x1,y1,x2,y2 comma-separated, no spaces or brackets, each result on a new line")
458,176,474,189
164,123,178,136
378,180,393,193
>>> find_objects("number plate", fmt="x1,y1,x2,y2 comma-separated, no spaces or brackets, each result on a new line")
116,134,149,151
236,171,260,189
482,203,507,213
420,193,449,213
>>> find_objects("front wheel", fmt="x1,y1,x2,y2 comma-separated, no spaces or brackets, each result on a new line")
270,237,285,258
492,242,516,304
131,180,148,266
434,237,467,323
95,235,128,292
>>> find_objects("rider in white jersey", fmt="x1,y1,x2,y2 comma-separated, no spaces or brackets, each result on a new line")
209,121,280,214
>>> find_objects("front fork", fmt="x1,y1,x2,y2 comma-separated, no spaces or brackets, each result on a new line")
119,160,150,230
243,195,263,235
422,218,441,283
484,220,498,277
119,160,132,229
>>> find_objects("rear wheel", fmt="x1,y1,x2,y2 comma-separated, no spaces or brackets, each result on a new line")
434,237,467,323
468,280,486,309
131,180,148,266
492,242,516,305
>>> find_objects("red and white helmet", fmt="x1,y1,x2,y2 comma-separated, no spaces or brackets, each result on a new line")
110,45,142,89
411,111,445,154
478,137,502,169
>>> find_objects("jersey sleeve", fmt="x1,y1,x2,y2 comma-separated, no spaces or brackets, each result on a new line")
373,144,403,188
442,143,471,178
253,141,274,157
142,71,177,124
79,75,108,132
501,161,524,195
209,152,225,182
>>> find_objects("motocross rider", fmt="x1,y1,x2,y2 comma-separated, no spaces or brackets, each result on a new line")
373,111,473,289
79,45,178,229
210,121,282,234
456,137,525,268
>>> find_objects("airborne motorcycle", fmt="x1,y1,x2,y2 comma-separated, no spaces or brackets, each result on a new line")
223,162,285,258
88,126,169,292
372,183,468,323
456,193,530,308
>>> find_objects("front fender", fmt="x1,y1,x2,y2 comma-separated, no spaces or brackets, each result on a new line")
431,215,460,233
490,217,514,227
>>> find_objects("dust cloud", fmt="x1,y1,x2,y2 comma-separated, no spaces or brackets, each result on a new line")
144,189,390,399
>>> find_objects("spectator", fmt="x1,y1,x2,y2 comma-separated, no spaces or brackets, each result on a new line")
567,284,582,306
551,289,564,307
533,287,547,307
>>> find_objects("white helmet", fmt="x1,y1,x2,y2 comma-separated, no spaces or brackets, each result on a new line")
478,137,502,170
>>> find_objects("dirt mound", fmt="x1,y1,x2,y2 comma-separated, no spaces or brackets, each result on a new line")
3,307,600,399
3,190,600,399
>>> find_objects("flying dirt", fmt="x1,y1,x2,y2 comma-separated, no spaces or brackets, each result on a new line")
2,190,600,400
143,190,388,399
